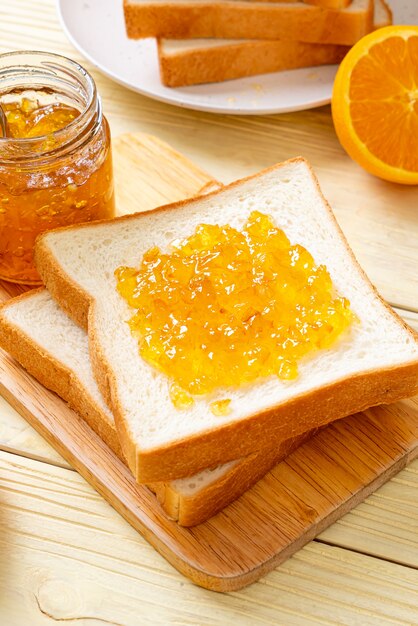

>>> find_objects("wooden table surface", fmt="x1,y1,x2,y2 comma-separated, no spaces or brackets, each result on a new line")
1,1,418,624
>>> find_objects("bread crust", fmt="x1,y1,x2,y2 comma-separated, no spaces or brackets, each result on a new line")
137,363,418,482
150,428,316,525
123,0,374,45
304,0,351,7
35,157,418,484
37,242,90,330
0,290,124,461
158,39,348,87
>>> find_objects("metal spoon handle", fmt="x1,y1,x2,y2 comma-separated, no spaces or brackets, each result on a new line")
0,104,8,138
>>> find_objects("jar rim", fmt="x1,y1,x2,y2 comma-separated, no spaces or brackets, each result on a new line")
0,50,99,160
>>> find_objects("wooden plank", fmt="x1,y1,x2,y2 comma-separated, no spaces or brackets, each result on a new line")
398,309,418,333
1,0,417,311
319,461,418,569
2,449,418,626
3,397,418,573
113,133,217,215
0,395,67,469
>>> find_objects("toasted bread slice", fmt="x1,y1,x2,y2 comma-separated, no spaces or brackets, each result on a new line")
0,288,314,526
157,0,391,86
158,39,348,87
35,158,418,484
124,0,374,45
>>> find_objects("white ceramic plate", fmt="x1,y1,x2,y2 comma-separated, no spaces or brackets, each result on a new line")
57,0,417,116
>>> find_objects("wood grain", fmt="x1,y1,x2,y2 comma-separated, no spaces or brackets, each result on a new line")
319,461,418,569
1,133,418,590
113,133,217,216
2,449,418,626
0,395,67,469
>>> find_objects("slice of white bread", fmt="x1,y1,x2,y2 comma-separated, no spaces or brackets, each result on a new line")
124,0,374,45
35,157,418,484
0,288,315,526
158,40,349,87
157,0,391,86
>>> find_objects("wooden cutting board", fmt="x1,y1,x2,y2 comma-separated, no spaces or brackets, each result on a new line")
1,133,417,592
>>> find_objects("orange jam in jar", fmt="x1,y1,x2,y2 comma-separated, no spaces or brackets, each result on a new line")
0,52,115,285
116,212,354,411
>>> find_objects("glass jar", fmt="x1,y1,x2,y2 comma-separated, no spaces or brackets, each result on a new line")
0,51,115,285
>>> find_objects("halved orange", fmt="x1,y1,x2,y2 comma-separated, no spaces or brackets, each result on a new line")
332,25,418,185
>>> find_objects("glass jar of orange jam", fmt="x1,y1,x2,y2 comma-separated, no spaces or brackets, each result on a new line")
0,51,115,284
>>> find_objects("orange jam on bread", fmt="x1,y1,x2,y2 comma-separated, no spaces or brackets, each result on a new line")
115,212,353,409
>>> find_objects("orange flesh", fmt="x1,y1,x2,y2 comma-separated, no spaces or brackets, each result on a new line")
116,212,353,410
349,35,418,173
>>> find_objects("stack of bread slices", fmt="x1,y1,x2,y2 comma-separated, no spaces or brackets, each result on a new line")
1,157,418,527
123,0,392,86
